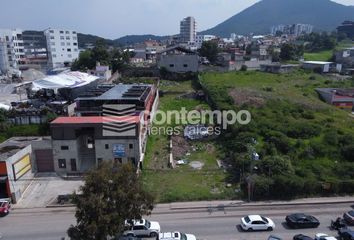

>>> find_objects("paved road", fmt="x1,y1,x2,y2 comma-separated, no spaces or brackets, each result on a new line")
0,202,352,240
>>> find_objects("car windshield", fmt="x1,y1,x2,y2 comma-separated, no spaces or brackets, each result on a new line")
244,216,251,223
144,220,151,228
181,233,187,240
261,217,269,223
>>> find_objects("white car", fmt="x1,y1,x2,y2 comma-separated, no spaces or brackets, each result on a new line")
241,215,275,231
123,219,160,238
159,231,196,240
315,233,337,240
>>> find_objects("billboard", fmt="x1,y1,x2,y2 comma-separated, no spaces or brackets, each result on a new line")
12,154,31,181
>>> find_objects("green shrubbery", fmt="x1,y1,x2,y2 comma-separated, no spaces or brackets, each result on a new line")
200,71,354,200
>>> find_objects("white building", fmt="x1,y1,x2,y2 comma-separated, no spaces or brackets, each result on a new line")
44,28,79,69
180,17,196,44
0,29,25,73
195,35,216,48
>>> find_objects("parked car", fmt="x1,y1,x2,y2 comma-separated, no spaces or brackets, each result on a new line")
285,213,320,228
343,210,354,225
159,231,196,240
294,234,314,240
123,219,160,238
338,228,354,240
0,199,11,216
240,215,275,231
268,235,282,240
314,233,337,240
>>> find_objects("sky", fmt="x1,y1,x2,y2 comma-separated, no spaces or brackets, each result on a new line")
0,0,353,39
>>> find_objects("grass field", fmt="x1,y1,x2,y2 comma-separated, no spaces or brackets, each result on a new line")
142,80,236,203
303,40,354,61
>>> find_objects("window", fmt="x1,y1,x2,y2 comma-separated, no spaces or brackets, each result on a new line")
60,31,64,34
51,42,55,46
73,37,77,41
133,226,145,230
74,48,78,52
72,31,76,34
105,144,109,149
65,31,69,34
50,36,55,40
51,48,56,52
61,146,69,150
183,64,188,67
67,48,71,52
129,144,133,149
61,42,65,46
169,64,174,67
66,42,71,46
49,30,54,33
130,157,136,165
58,159,66,168
73,42,77,46
60,36,64,40
68,54,72,58
97,158,103,165
66,36,70,40
52,54,57,58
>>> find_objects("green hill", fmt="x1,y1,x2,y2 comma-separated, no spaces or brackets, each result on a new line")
202,0,354,36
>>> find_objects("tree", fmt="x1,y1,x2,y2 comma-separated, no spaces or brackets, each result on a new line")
67,162,155,240
279,43,303,61
198,41,219,64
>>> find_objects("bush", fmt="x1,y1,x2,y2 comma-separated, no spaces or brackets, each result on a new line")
341,144,354,161
240,65,248,71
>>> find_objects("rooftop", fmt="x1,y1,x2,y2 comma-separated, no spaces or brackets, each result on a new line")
302,61,333,65
77,84,152,101
51,116,141,125
0,136,50,161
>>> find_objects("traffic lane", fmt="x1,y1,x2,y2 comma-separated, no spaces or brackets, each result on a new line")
0,211,75,240
151,204,351,240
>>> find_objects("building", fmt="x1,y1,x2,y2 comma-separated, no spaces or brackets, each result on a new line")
335,47,354,74
88,63,112,81
271,24,313,36
51,84,159,174
0,29,25,73
22,30,48,70
180,17,196,43
44,28,79,69
316,88,354,109
337,21,354,40
0,137,34,202
157,45,199,73
260,63,298,74
195,35,217,48
301,61,341,73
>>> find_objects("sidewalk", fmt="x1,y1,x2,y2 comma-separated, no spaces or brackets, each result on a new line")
153,196,354,213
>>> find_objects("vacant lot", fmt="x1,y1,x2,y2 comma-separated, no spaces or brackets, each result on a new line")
142,80,236,203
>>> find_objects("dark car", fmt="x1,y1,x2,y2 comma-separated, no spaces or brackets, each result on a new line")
343,210,354,225
268,236,283,240
285,213,320,229
293,234,314,240
338,228,354,240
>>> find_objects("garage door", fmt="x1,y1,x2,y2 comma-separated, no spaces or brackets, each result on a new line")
35,149,54,172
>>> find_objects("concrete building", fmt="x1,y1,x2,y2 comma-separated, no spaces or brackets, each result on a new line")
22,30,48,70
157,45,199,73
195,35,217,48
260,63,298,74
0,29,25,73
301,61,341,73
316,88,354,110
44,28,79,69
180,17,196,43
271,24,313,36
335,47,354,74
0,137,35,202
51,84,159,174
337,21,354,40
